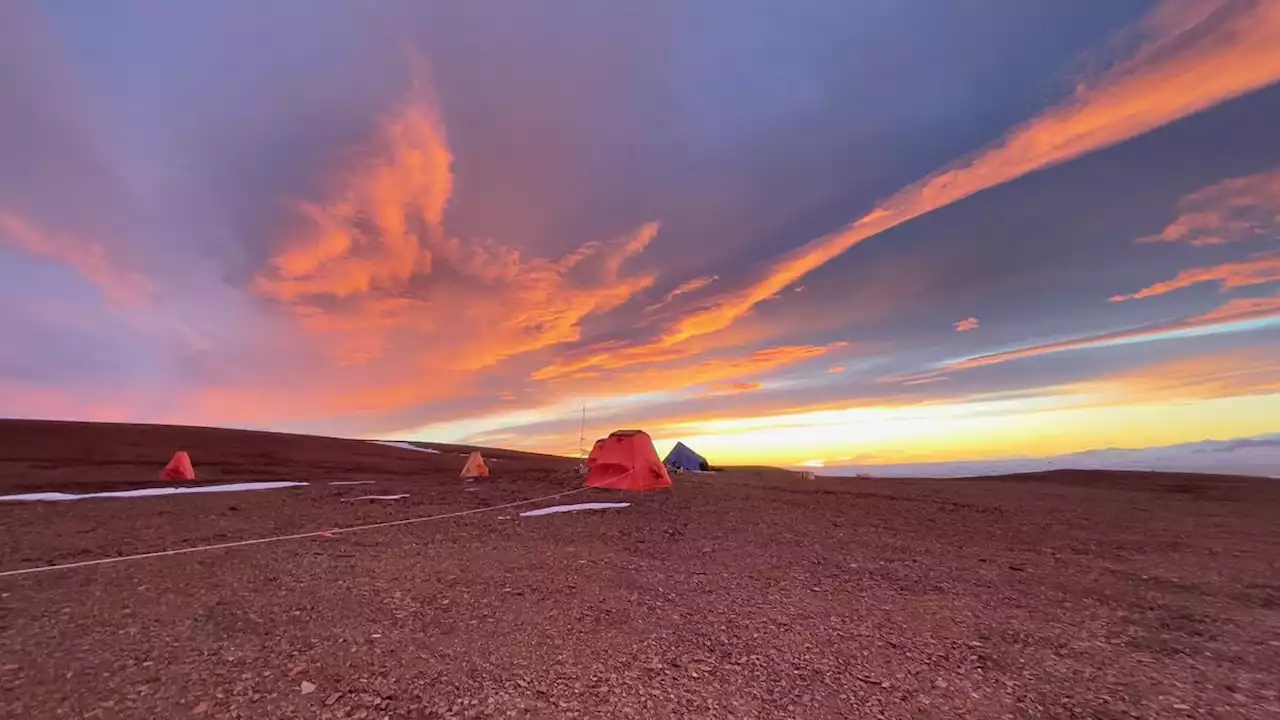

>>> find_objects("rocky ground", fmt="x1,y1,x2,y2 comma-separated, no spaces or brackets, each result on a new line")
1,419,1278,719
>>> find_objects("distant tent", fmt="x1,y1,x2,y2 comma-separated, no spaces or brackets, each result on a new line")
585,430,672,492
460,451,490,479
159,451,196,481
663,441,709,473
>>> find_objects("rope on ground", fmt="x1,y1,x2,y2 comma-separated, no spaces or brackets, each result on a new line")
0,486,589,579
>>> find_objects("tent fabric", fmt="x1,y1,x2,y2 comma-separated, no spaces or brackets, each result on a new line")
159,451,196,481
663,441,709,472
460,451,490,479
584,430,672,492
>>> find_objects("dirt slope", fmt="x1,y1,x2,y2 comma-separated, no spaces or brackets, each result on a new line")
1,420,1278,719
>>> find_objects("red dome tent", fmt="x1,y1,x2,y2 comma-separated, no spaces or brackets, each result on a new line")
584,430,672,491
159,451,196,481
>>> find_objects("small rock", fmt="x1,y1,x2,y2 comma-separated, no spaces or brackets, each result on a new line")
192,701,210,715
300,681,317,695
1172,704,1190,711
325,692,342,706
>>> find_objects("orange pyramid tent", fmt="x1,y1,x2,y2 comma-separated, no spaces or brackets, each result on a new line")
584,430,671,491
460,451,489,479
159,451,196,481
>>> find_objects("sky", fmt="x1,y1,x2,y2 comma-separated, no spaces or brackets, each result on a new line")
3,0,1280,471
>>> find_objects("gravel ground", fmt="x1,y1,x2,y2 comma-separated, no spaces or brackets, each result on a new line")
1,420,1279,719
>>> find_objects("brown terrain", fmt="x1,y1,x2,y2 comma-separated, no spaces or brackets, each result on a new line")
1,419,1278,719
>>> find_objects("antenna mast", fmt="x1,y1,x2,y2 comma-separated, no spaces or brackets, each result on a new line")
579,403,587,457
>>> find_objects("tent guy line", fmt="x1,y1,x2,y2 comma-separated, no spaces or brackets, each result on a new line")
0,486,589,580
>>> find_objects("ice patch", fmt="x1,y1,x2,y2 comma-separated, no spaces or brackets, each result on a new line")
0,481,308,503
345,494,409,501
371,441,441,454
519,502,631,517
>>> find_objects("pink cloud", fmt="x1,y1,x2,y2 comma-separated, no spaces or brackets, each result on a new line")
953,317,980,332
0,211,151,306
1140,168,1280,246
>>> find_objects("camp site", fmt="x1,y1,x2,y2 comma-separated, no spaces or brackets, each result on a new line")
1,419,1278,718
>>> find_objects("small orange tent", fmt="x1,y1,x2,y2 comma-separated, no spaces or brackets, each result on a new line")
159,451,196,481
584,430,671,491
461,451,489,479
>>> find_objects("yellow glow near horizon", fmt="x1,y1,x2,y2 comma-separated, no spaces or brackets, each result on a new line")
649,392,1280,466
398,386,1280,466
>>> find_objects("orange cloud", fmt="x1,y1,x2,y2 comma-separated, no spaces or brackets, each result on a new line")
953,317,980,332
1141,167,1280,245
626,0,1280,351
827,365,846,374
1111,251,1280,301
0,211,150,306
209,91,667,428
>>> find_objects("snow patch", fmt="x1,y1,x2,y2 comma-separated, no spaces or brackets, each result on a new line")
0,481,308,503
371,441,442,454
519,502,631,517
345,494,409,501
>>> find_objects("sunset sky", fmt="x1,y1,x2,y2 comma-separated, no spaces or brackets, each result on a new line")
3,0,1280,470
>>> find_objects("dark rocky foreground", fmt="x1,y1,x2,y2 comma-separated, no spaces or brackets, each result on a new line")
1,420,1278,718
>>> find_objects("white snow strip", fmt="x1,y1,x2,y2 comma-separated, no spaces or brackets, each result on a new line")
0,481,307,503
345,494,409,501
371,441,442,454
330,481,376,485
519,502,631,517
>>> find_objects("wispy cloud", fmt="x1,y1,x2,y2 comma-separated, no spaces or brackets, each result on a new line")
644,275,717,313
0,211,151,306
1074,344,1280,403
1140,167,1280,245
1111,250,1280,301
895,293,1280,381
953,317,980,332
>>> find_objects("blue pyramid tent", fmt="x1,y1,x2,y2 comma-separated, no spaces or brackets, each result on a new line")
663,441,709,472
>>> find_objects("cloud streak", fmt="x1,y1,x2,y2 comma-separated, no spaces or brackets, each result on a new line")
953,317,980,332
894,294,1280,381
1111,251,1280,301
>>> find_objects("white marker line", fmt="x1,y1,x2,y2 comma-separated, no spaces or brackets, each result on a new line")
0,487,588,579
